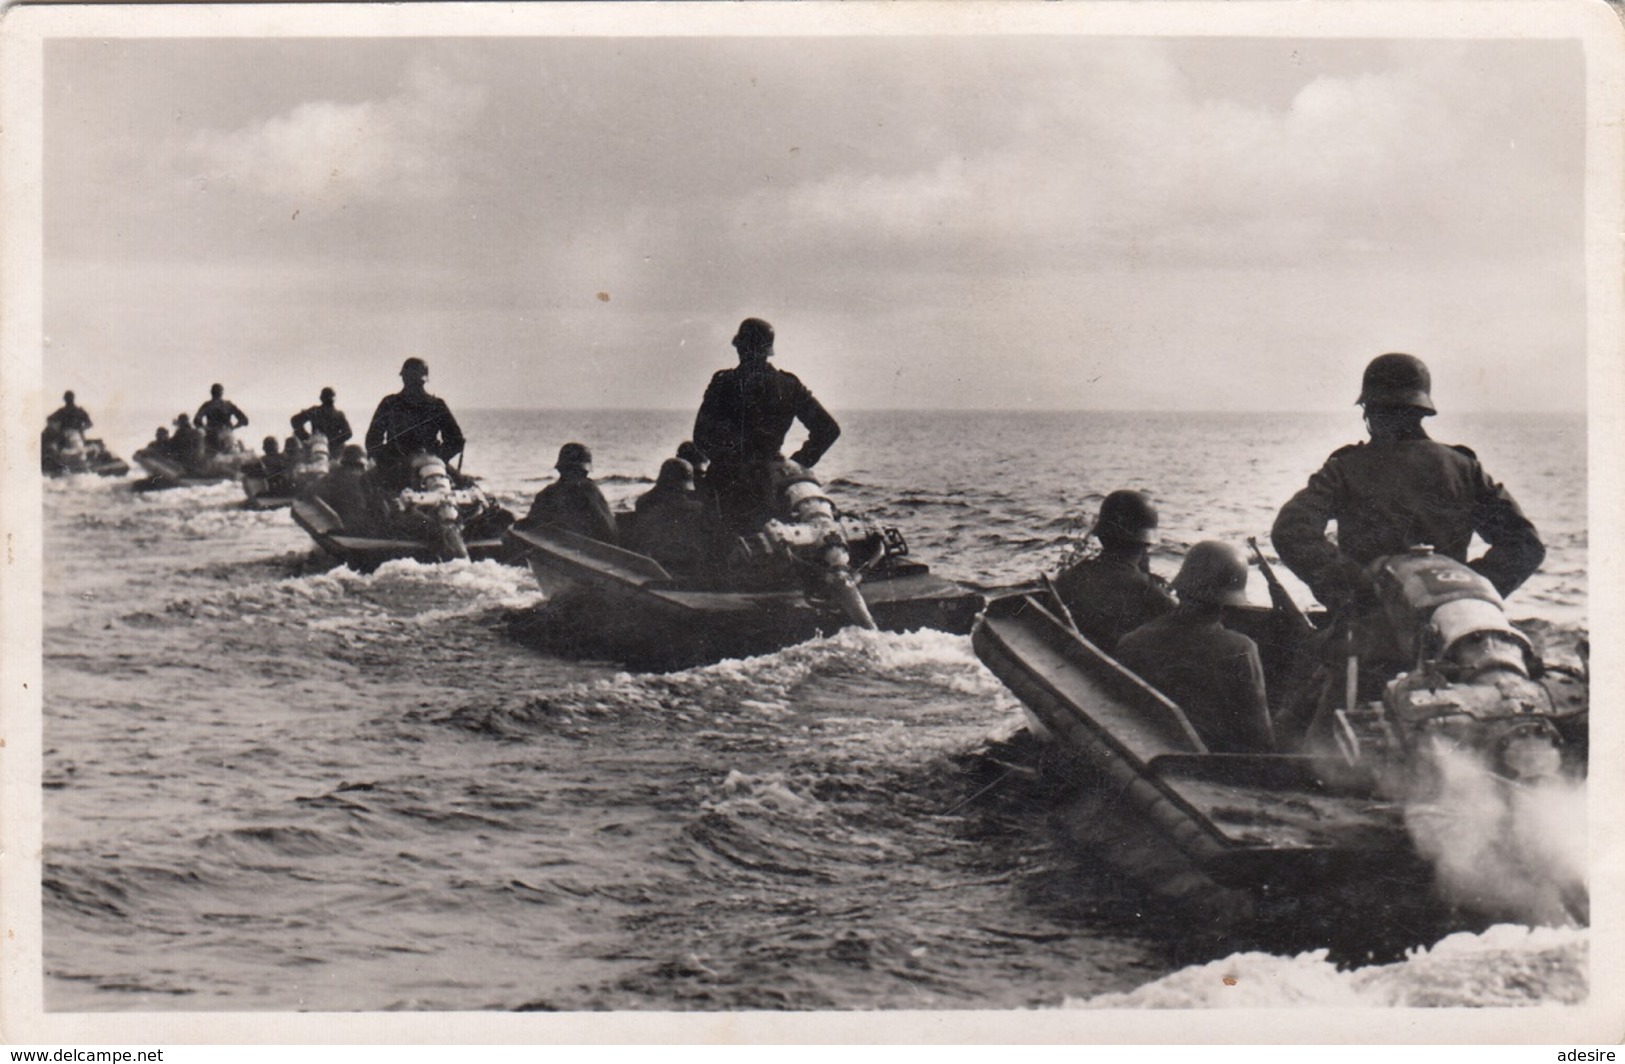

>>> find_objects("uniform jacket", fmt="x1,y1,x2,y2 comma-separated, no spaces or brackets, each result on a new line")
631,485,712,573
693,361,840,472
1115,611,1273,754
194,399,248,431
365,389,464,464
291,404,354,450
1052,551,1176,653
519,474,618,543
1271,434,1545,607
49,404,93,433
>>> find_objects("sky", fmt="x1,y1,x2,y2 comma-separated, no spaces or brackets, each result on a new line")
36,19,1593,418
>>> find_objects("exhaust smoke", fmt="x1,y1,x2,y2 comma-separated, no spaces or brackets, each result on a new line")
1403,742,1587,926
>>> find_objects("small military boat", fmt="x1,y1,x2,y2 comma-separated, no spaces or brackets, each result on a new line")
132,435,255,491
41,429,129,478
971,547,1588,920
243,435,334,510
504,464,985,668
291,452,514,569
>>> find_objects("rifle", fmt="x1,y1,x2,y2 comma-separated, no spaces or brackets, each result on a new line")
1248,536,1316,635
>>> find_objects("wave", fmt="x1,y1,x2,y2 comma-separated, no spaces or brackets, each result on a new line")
1065,924,1587,1008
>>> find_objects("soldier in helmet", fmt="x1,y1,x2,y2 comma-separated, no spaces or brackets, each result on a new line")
1051,489,1176,652
1270,353,1546,747
47,390,93,438
1115,541,1274,754
692,317,841,532
516,442,618,543
628,457,716,574
291,387,353,451
194,383,249,453
364,358,465,493
1272,353,1544,611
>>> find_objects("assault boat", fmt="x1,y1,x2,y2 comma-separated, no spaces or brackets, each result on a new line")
243,435,334,510
41,429,129,478
504,464,985,668
971,548,1588,917
291,452,515,569
132,440,255,491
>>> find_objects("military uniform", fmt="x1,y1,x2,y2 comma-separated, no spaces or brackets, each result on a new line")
365,390,465,492
693,362,840,530
518,473,618,543
291,404,353,450
48,403,93,434
1271,434,1545,609
631,484,713,574
194,398,249,451
1115,613,1273,754
1052,551,1175,653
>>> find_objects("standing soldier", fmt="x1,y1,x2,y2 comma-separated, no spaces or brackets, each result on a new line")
194,383,249,453
364,358,465,493
1270,352,1546,740
291,387,353,451
692,318,840,532
47,390,94,436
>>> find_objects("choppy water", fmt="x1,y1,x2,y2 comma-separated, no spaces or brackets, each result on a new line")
39,409,1588,1011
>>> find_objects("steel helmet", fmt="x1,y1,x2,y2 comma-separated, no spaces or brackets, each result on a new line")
1172,540,1251,607
1357,353,1435,414
340,444,367,468
676,440,708,471
400,357,429,380
1093,490,1160,547
320,387,336,402
556,441,592,471
732,317,775,354
655,457,695,491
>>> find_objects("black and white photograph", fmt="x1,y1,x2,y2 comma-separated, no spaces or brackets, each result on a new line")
2,0,1621,1045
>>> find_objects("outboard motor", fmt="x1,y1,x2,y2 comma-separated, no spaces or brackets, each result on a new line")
395,452,490,561
300,432,332,477
1352,548,1581,786
733,460,898,630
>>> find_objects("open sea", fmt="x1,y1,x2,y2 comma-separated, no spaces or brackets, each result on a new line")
36,408,1589,1014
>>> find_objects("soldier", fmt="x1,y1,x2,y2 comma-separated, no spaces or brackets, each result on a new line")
1271,353,1545,611
1115,541,1273,754
47,390,94,436
290,387,353,451
1051,489,1176,653
516,443,618,544
194,384,249,453
692,318,840,532
364,358,465,493
630,457,715,574
1270,353,1546,747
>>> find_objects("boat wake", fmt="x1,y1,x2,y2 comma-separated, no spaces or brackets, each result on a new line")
1064,923,1588,1008
1403,747,1588,927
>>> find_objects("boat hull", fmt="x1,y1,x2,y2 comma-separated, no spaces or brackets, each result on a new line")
507,524,986,668
971,592,1411,896
290,495,513,569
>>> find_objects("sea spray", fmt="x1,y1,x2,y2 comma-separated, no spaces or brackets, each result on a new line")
1403,743,1587,926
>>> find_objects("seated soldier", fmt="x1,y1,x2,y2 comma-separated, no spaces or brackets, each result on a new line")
168,414,203,462
312,445,377,532
1052,489,1176,652
630,458,715,574
516,443,618,543
247,436,288,492
1115,540,1274,754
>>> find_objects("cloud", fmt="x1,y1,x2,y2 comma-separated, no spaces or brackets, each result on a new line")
186,63,486,204
755,41,1577,271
